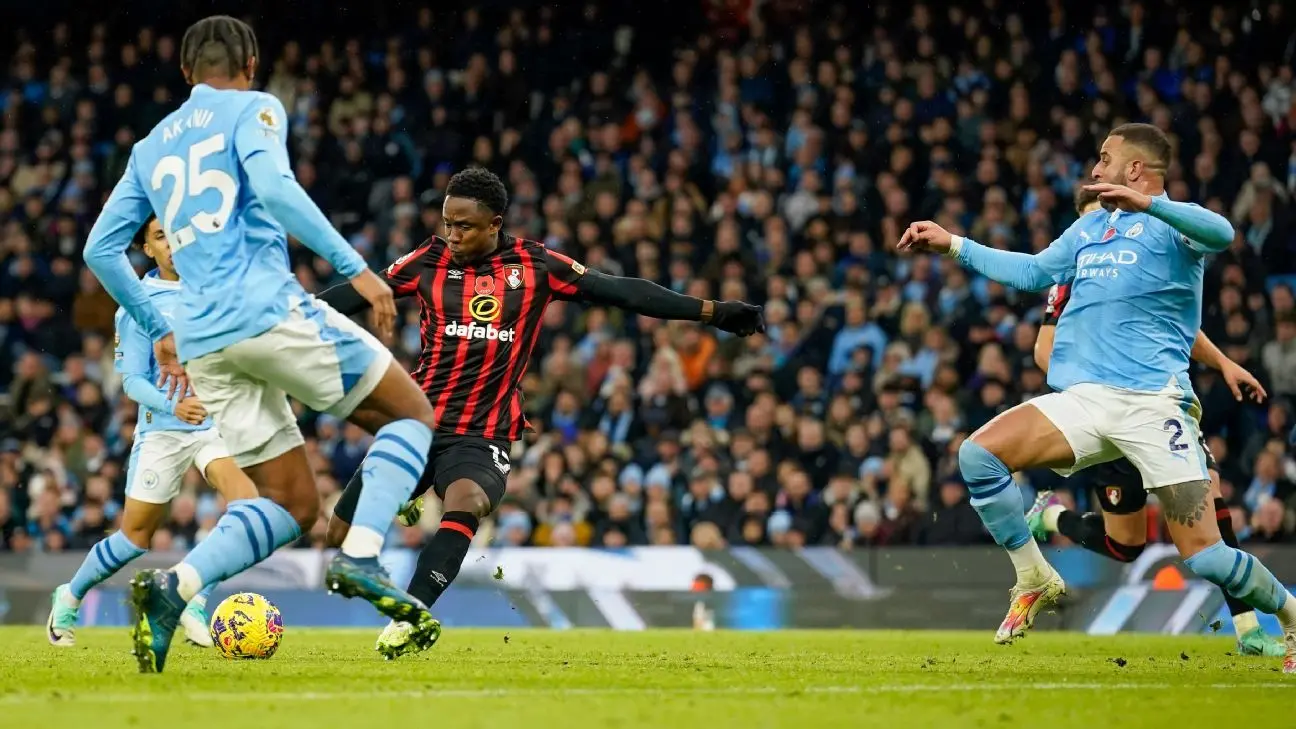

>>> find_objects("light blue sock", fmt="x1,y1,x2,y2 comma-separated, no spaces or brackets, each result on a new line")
959,440,1032,550
346,420,433,555
191,582,216,608
181,496,301,587
1185,540,1289,615
70,531,147,599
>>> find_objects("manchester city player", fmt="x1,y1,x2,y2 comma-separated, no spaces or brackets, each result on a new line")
898,123,1296,671
83,16,440,673
1025,186,1283,657
48,215,252,650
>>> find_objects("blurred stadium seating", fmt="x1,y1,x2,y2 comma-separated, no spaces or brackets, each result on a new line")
2,0,1296,555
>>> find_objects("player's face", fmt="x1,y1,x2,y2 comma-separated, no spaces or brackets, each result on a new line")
442,195,502,262
1092,136,1129,186
142,219,176,275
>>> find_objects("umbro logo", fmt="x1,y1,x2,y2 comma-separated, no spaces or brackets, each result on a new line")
429,570,448,586
448,270,464,279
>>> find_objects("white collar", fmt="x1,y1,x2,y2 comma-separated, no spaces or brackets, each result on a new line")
143,275,181,290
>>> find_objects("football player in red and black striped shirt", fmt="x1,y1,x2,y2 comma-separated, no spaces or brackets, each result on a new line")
1025,185,1281,655
318,167,764,657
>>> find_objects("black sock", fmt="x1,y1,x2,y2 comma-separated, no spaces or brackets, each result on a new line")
407,511,479,607
1055,510,1145,563
1214,497,1253,619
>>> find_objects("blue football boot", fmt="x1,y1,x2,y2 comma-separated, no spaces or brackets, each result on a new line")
129,569,188,673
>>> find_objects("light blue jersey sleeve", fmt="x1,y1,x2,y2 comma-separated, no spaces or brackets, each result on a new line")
233,96,366,279
952,218,1081,292
1146,197,1234,254
84,154,172,341
114,310,175,415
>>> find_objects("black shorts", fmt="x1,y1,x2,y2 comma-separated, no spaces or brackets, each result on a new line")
332,434,512,524
1088,435,1219,515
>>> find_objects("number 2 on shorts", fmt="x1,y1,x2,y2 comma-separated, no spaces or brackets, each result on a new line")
1163,418,1189,452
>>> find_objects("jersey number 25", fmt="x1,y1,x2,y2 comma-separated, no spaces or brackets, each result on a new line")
151,133,237,253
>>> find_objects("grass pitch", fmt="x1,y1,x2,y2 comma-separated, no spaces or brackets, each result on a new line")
1,627,1291,728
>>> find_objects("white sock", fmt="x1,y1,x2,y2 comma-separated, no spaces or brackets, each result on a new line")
1042,505,1065,533
1008,540,1053,586
60,589,81,609
340,526,385,558
1277,593,1296,635
1232,610,1261,636
173,562,203,602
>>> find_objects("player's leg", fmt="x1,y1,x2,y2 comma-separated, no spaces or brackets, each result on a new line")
1117,403,1296,671
173,431,259,648
228,298,437,634
1197,444,1286,656
48,433,176,646
126,355,310,673
960,389,1101,642
376,437,507,658
1162,482,1296,670
325,438,438,548
329,359,436,560
1027,460,1148,563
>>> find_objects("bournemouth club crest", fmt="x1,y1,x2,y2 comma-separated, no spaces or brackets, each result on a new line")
504,264,524,290
1106,486,1121,506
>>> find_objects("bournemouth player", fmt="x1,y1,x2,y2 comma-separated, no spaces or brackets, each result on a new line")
48,215,252,649
1024,187,1282,656
898,123,1296,671
84,15,440,672
319,167,765,658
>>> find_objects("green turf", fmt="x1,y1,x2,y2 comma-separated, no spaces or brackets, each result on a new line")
2,627,1291,727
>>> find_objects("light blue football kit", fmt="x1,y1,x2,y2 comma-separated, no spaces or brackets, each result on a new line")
948,194,1292,623
50,271,220,647
83,84,432,609
116,272,212,435
113,271,229,506
961,196,1228,394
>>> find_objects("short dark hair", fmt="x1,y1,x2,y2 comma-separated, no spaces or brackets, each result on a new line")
1073,183,1100,215
133,214,158,249
445,167,508,215
181,15,259,82
1108,123,1172,173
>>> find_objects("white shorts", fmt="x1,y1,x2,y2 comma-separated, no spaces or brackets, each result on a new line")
1031,382,1211,489
185,295,392,468
126,427,230,504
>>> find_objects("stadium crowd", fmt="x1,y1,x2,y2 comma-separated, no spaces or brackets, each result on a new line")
3,0,1296,555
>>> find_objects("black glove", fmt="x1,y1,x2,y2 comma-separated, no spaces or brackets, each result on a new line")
708,300,765,336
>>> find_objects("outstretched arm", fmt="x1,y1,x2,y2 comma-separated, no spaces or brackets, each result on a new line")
84,155,171,341
316,280,369,316
574,269,706,320
898,219,1078,293
949,236,1065,292
549,250,763,335
317,242,432,316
